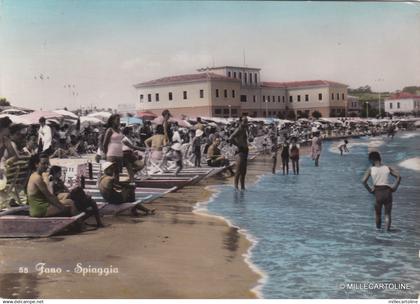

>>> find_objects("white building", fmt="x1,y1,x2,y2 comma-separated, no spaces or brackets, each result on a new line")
133,66,348,118
385,93,420,114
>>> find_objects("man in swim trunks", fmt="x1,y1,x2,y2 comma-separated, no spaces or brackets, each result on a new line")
229,116,249,190
362,151,401,231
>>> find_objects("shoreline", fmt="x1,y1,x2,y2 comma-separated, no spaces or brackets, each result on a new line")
0,158,271,299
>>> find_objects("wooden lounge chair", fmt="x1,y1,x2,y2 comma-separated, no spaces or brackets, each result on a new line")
0,206,87,238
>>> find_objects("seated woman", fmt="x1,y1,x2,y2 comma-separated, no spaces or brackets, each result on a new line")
26,155,78,217
45,166,104,227
207,137,234,176
144,124,168,168
98,161,155,216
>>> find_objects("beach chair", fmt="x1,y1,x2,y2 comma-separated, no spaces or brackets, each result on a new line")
2,156,31,206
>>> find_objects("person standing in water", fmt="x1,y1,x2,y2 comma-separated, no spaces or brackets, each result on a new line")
338,139,349,156
311,129,322,167
362,151,401,231
281,141,290,175
289,137,300,175
229,116,249,191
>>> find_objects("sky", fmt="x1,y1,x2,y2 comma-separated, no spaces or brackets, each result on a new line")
0,0,420,110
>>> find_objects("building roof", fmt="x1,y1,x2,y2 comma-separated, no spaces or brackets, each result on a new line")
133,72,239,88
197,66,261,72
386,92,420,100
261,80,348,89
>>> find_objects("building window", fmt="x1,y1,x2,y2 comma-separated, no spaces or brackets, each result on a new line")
397,102,400,109
268,96,271,102
254,73,257,83
228,71,231,77
272,96,275,103
200,89,204,98
233,72,237,78
148,94,152,102
336,93,339,100
231,109,238,115
215,108,222,115
289,96,293,103
216,89,219,98
342,93,345,100
390,103,393,109
239,72,242,79
232,90,235,98
332,93,334,100
253,95,256,102
318,93,322,101
169,92,173,101
305,94,309,102
155,93,159,102
249,73,253,84
240,95,247,102
223,108,229,115
244,73,247,83
183,91,187,100
282,96,285,103
224,89,227,98
139,94,144,103
263,95,266,102
297,95,301,102
278,96,281,102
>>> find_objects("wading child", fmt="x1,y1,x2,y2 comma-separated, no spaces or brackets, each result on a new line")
362,151,401,231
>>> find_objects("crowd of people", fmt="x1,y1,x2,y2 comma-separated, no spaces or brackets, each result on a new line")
0,109,404,231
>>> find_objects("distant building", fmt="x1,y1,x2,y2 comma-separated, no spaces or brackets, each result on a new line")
347,95,362,116
117,103,137,116
385,92,420,114
134,66,348,118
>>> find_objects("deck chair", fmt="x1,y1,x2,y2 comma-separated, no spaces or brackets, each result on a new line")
3,156,31,206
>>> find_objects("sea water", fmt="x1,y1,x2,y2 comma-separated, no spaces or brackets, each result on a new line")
205,132,420,299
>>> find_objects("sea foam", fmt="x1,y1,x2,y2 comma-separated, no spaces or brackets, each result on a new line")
398,157,420,172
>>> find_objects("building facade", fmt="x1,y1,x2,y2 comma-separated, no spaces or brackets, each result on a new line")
347,95,362,116
134,66,348,118
385,93,420,114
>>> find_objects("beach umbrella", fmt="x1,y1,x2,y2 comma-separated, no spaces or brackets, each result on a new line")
137,111,158,120
80,116,103,125
19,110,63,124
0,114,31,125
87,111,112,120
120,116,143,125
0,108,28,115
53,109,78,119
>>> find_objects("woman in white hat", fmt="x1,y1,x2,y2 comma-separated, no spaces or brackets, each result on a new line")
192,129,204,167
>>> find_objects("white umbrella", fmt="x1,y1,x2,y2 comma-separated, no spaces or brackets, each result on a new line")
87,111,112,119
53,109,78,119
0,114,31,125
80,116,103,125
1,108,28,115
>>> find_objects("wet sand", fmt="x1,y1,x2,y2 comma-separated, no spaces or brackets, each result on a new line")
0,155,280,299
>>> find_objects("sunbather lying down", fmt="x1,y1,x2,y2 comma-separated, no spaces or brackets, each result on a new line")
50,147,80,159
98,161,155,216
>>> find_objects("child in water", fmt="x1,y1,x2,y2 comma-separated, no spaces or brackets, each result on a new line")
362,151,401,231
338,139,349,156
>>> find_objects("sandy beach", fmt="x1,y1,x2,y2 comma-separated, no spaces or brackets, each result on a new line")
0,155,281,299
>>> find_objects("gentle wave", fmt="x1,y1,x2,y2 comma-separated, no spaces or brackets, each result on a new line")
398,157,420,172
399,133,420,139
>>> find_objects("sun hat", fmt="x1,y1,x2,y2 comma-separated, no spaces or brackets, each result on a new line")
171,143,182,151
195,129,204,137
